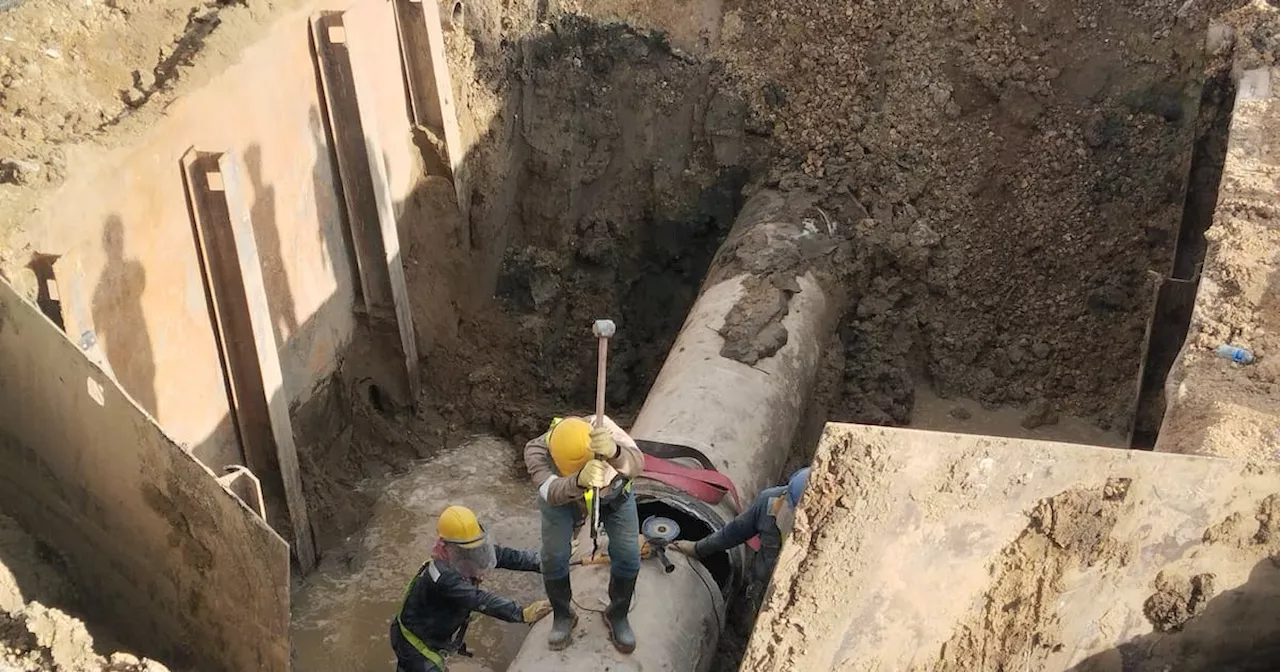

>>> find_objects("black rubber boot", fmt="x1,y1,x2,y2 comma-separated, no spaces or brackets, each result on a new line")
545,577,577,651
604,575,637,654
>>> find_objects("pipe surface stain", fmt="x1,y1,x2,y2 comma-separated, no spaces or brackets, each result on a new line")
291,436,543,671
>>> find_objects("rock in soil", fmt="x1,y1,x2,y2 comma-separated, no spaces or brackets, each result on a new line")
1021,398,1061,430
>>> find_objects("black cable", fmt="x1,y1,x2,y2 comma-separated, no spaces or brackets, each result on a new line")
687,553,726,639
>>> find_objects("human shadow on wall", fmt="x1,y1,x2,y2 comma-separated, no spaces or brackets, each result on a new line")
309,99,363,303
1069,556,1280,672
243,144,300,348
91,215,157,416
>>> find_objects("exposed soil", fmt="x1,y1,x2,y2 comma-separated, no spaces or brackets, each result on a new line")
711,0,1232,432
936,483,1132,670
408,14,761,438
1155,2,1280,465
0,514,168,672
298,12,764,552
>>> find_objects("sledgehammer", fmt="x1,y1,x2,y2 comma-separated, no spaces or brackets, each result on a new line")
588,319,616,560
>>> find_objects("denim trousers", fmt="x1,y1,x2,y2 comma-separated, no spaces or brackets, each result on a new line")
540,488,640,580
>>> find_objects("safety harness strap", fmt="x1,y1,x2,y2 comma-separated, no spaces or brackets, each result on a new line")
395,561,447,669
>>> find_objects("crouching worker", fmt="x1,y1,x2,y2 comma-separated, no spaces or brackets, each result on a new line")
672,467,811,612
525,415,644,653
390,505,551,672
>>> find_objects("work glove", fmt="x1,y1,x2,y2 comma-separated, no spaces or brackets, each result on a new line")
576,459,610,489
671,540,697,557
522,599,552,623
589,426,618,459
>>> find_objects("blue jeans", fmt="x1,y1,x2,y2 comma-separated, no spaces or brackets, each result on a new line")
540,488,640,580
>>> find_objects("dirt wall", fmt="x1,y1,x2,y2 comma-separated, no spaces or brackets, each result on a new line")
436,0,1236,438
404,13,763,442
0,279,290,671
743,423,1280,672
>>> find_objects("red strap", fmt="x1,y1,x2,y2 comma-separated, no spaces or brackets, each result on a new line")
639,455,762,552
642,455,741,510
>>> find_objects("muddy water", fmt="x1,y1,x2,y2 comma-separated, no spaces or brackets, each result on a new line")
291,436,543,672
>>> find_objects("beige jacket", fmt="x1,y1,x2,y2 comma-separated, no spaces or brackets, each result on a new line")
523,415,644,507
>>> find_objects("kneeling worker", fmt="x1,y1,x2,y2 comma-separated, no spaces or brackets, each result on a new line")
390,505,551,672
524,415,644,653
672,467,811,612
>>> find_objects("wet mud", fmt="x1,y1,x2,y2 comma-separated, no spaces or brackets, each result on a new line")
291,436,543,672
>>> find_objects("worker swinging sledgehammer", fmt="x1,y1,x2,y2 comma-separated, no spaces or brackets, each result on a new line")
523,318,644,653
389,505,551,672
524,415,644,653
671,466,811,613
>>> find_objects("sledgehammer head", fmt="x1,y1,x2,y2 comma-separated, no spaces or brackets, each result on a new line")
593,319,616,339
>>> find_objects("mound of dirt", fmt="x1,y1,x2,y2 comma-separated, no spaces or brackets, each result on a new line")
0,514,167,672
1144,571,1216,633
709,0,1236,429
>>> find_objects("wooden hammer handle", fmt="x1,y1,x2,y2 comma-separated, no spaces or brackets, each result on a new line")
594,336,608,428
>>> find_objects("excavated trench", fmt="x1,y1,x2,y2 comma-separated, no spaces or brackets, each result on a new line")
0,0,1266,669
296,10,1236,667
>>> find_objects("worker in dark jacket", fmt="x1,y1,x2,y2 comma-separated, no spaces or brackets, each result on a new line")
390,505,551,672
672,467,810,612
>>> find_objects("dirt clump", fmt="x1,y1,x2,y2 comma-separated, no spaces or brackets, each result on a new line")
936,483,1130,670
0,514,166,672
1020,397,1060,429
1202,492,1280,555
1144,571,1217,632
709,185,851,366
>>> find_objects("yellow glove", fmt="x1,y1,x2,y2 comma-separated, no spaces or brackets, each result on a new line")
589,426,618,459
576,459,610,489
671,540,697,556
522,599,552,623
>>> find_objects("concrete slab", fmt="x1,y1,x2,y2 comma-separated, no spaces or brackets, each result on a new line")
0,278,290,671
312,5,421,401
34,0,417,466
743,423,1280,672
182,149,317,570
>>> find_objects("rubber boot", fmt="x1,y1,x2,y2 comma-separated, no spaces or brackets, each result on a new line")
604,575,637,654
545,577,577,651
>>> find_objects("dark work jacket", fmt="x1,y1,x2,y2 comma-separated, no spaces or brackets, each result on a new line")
694,485,786,588
395,546,540,652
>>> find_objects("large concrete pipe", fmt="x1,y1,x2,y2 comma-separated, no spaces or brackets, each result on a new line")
508,188,844,672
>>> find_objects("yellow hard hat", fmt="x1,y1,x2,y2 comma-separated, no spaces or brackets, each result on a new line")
548,417,593,476
437,505,486,548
